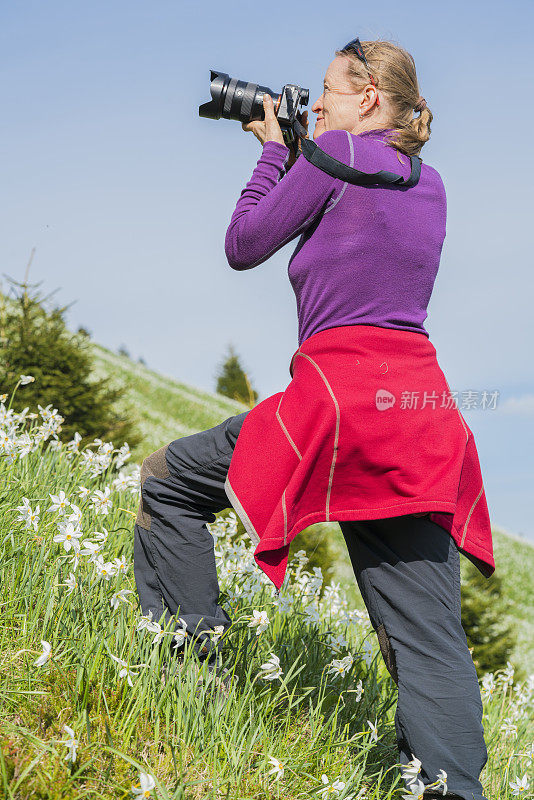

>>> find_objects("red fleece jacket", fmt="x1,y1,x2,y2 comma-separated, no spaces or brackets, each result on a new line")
224,324,495,590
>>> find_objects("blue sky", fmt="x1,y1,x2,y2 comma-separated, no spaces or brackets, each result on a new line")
1,0,533,543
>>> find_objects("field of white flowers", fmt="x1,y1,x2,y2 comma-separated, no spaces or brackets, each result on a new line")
1,377,533,799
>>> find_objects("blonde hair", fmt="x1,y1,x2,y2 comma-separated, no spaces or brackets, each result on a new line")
334,38,432,160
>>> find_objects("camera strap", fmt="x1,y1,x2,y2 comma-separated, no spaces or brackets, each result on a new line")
291,118,422,188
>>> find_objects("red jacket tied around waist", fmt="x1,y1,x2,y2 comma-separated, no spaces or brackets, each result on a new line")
224,324,495,590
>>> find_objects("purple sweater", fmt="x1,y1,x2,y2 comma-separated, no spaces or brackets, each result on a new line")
225,128,447,346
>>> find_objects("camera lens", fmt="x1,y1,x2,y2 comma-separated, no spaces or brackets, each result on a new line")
199,70,279,123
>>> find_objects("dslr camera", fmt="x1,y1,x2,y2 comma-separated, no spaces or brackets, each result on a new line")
199,70,309,153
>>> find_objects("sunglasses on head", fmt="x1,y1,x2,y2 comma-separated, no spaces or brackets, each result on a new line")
341,37,380,107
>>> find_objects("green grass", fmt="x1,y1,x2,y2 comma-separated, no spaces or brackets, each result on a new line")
0,358,532,799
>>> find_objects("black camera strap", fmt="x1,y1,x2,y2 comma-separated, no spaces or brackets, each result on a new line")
291,117,422,188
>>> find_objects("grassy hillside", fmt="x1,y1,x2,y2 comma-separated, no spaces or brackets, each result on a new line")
92,343,534,677
0,343,531,799
91,344,250,460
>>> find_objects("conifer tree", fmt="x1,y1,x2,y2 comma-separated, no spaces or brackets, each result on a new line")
215,343,259,407
460,557,517,678
0,277,140,450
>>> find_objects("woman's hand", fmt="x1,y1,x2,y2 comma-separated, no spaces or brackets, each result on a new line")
241,94,285,146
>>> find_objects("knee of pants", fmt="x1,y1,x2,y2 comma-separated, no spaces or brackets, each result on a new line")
135,443,171,530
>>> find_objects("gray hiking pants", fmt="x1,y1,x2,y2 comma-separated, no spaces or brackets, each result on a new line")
133,411,489,800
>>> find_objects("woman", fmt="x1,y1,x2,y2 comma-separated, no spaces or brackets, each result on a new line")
134,38,493,800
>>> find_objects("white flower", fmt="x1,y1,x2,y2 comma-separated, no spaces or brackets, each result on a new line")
16,433,33,457
110,589,135,610
367,718,378,743
304,602,321,624
267,756,284,780
92,527,109,544
131,771,156,797
93,554,117,581
15,496,31,514
79,539,104,560
347,678,364,702
90,487,112,515
77,485,90,500
318,774,352,798
112,555,129,574
112,471,131,492
136,611,167,645
62,724,79,762
172,618,188,649
66,432,82,452
480,672,496,700
26,505,40,531
401,778,425,799
328,632,348,653
109,653,146,688
327,654,353,678
19,375,35,385
114,442,131,469
15,499,40,532
272,592,292,613
60,572,78,595
340,609,369,627
34,640,52,667
137,610,161,633
53,523,83,553
258,653,283,681
128,465,141,495
361,639,374,667
206,625,225,644
67,504,83,525
247,609,270,635
400,755,423,787
509,774,530,796
434,769,448,794
499,660,515,688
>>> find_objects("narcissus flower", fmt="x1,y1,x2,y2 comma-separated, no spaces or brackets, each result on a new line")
267,756,284,780
247,609,270,634
34,640,52,667
62,724,79,763
131,771,156,797
258,653,283,681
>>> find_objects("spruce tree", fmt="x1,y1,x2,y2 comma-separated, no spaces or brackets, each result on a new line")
0,278,141,450
215,343,259,407
460,557,517,678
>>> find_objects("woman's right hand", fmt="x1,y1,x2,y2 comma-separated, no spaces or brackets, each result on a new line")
242,94,285,146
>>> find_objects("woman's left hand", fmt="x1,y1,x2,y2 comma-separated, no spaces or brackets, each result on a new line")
241,94,285,146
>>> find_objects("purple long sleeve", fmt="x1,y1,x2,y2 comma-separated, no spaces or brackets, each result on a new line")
224,133,346,271
225,128,447,346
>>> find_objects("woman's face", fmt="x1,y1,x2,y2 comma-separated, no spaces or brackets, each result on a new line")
311,55,369,139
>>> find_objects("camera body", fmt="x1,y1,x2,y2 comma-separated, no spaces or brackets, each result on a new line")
199,70,309,149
